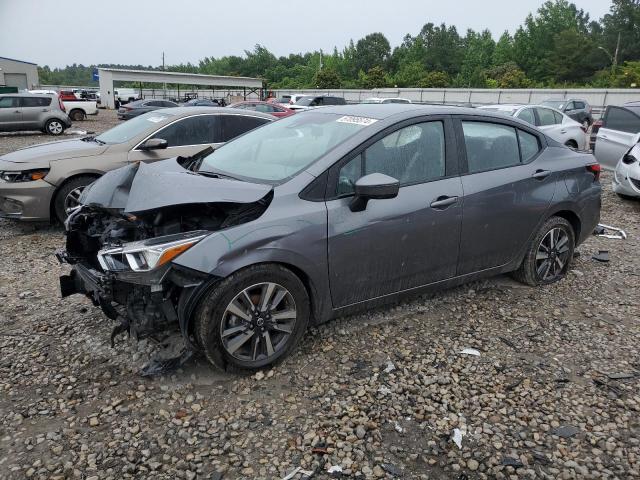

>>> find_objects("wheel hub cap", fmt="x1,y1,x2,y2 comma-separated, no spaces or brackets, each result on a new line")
535,227,570,281
220,282,297,362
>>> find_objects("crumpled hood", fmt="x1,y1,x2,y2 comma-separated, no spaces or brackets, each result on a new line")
0,138,108,166
80,158,273,213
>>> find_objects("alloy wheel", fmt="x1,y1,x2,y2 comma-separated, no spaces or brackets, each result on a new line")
535,227,571,281
64,186,85,214
220,282,297,362
48,121,63,134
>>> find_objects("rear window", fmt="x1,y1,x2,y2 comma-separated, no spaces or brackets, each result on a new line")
220,115,271,142
21,97,52,107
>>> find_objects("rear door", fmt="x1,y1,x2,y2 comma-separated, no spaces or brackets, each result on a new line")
326,117,463,307
128,114,222,163
0,96,22,130
535,107,568,144
456,118,555,275
20,96,52,128
594,106,640,170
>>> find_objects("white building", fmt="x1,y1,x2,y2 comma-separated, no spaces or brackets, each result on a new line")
0,56,39,90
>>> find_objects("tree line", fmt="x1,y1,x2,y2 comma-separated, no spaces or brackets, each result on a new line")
39,0,640,90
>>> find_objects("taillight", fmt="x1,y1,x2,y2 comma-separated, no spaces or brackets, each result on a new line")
586,163,601,182
58,97,66,112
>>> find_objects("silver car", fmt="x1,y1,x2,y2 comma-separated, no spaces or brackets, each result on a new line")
59,104,602,373
612,142,640,198
479,104,587,150
0,93,71,135
0,107,273,222
594,103,640,170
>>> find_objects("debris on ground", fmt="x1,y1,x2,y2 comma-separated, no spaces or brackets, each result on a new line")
459,348,481,356
551,425,581,438
594,223,627,240
384,359,396,373
592,250,610,262
452,428,464,449
282,466,314,479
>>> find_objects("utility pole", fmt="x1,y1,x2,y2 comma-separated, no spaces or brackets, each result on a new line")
613,32,620,75
162,52,166,99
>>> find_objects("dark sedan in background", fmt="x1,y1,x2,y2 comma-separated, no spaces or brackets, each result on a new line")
60,104,601,372
118,99,179,120
182,99,221,107
229,100,295,118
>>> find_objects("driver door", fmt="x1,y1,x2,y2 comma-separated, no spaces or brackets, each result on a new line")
128,114,222,163
326,118,463,308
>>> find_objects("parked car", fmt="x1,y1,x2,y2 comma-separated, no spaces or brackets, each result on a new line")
58,90,78,102
0,107,273,222
63,98,98,121
228,100,295,118
0,93,71,136
362,97,412,104
541,98,593,128
182,99,220,107
612,141,640,199
478,104,587,150
114,88,141,104
58,104,601,372
269,95,291,106
117,99,179,120
287,94,309,106
594,102,640,170
288,95,346,111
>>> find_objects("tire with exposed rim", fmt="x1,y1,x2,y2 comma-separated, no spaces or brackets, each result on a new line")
512,216,575,286
53,175,98,223
45,118,65,136
195,264,310,371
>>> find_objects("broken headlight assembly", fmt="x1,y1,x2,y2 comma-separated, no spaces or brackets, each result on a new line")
97,231,209,272
0,169,50,182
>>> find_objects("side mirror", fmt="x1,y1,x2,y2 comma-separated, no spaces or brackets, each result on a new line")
139,138,168,151
349,173,399,212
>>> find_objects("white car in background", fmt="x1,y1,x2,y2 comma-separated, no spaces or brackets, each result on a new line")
612,141,640,198
362,97,412,104
286,94,309,106
479,104,587,150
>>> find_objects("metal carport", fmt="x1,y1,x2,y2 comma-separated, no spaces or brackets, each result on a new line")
98,68,263,109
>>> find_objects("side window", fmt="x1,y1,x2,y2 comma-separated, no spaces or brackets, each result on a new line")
565,101,575,111
536,108,557,126
310,98,321,106
462,122,520,173
0,97,19,108
518,130,541,162
574,101,585,109
604,107,640,134
335,121,446,195
220,115,270,142
517,108,535,125
21,97,51,107
146,101,161,107
254,104,274,113
552,111,564,124
150,115,218,147
163,101,177,107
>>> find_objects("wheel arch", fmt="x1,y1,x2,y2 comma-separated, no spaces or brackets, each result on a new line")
49,171,102,221
548,209,581,241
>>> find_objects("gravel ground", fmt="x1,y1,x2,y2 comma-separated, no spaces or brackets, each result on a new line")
1,114,639,479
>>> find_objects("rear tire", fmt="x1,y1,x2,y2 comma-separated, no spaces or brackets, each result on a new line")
53,175,98,223
45,118,65,136
195,264,310,372
512,216,575,286
70,109,85,121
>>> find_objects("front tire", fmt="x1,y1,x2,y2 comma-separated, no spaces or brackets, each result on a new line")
195,264,310,372
45,118,65,136
512,216,575,286
53,175,98,223
70,109,85,121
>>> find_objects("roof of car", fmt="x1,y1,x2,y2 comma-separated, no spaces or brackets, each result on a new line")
0,92,56,97
314,103,483,120
155,106,276,119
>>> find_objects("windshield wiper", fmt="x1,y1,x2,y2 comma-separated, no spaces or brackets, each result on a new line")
197,170,241,181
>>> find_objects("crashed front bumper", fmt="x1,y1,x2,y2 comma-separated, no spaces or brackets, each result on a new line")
58,255,216,345
613,162,640,198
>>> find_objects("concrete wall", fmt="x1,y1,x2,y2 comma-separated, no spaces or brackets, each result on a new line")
272,88,640,110
0,58,39,89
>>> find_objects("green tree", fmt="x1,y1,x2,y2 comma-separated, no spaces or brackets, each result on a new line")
314,68,341,88
601,0,640,65
393,61,427,87
355,33,391,73
360,66,389,88
417,23,464,74
485,62,531,88
459,29,495,87
419,71,450,88
493,31,515,65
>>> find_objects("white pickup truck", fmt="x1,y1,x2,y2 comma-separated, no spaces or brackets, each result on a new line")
63,99,98,121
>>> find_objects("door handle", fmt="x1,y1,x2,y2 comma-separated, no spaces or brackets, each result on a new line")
430,195,458,209
13,110,20,113
532,169,551,180
560,129,567,134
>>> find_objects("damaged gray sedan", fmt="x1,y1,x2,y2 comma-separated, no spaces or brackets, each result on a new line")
59,105,602,372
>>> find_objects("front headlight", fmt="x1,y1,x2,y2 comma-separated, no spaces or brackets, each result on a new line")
97,231,208,272
0,169,50,182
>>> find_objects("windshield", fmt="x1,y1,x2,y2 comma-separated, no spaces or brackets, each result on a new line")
199,112,373,182
542,100,564,109
95,111,175,144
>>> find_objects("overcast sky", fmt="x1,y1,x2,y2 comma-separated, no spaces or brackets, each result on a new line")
0,0,611,68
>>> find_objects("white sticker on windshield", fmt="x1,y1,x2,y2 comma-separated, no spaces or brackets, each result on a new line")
146,116,166,123
336,115,378,126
